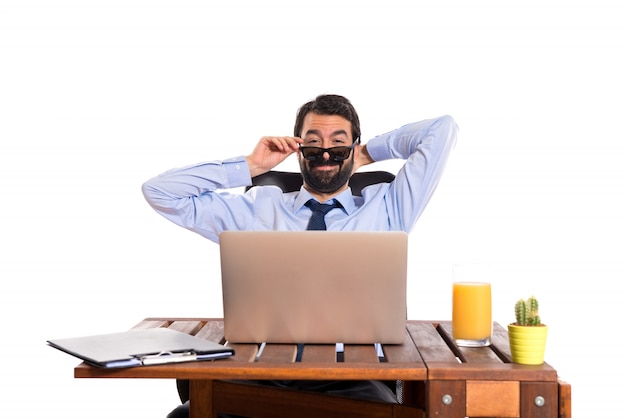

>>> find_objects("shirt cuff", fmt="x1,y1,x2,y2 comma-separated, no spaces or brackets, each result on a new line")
223,156,252,187
363,135,391,162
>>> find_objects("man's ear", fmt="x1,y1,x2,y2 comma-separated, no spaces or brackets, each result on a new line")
354,143,360,158
350,148,360,175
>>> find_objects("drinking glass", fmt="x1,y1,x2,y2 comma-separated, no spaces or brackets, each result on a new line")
452,281,492,347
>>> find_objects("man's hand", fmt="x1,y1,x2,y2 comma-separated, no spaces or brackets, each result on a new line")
353,143,374,173
246,136,303,178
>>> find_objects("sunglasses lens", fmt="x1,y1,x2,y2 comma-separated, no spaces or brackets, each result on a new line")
301,148,322,160
330,147,351,160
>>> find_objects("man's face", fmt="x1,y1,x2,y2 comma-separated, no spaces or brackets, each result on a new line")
298,113,355,194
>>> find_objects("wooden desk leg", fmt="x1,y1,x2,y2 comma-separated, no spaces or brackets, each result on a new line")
426,380,465,418
521,382,558,418
558,380,572,418
189,379,215,418
401,381,426,409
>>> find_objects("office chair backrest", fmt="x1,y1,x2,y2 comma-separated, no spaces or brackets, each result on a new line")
247,170,395,197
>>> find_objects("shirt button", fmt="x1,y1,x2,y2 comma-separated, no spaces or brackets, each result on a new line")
235,164,240,170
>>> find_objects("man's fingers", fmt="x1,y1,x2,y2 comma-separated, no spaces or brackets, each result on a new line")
262,136,302,152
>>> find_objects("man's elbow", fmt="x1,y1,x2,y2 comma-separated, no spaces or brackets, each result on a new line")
141,180,160,205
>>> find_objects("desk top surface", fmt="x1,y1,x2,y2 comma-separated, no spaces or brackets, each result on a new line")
74,318,557,382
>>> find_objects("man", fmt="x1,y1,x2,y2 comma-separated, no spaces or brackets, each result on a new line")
142,94,457,417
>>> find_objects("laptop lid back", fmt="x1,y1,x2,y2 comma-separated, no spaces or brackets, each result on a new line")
220,231,408,344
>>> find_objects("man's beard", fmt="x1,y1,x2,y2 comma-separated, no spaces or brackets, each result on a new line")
300,156,354,194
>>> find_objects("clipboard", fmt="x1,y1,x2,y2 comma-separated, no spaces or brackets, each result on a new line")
47,327,234,368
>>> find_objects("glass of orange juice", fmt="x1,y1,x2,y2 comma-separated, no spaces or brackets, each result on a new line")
452,282,492,347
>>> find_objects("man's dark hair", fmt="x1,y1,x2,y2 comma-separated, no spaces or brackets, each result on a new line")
294,94,361,143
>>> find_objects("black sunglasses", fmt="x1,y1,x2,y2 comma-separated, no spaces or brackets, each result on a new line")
299,138,360,162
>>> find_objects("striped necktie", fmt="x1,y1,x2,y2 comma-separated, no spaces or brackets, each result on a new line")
305,199,341,231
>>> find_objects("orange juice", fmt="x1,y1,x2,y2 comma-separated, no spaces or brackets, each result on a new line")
452,282,492,346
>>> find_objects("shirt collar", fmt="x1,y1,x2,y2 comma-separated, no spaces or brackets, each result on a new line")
294,186,356,214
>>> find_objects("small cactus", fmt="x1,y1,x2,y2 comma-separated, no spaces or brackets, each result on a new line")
514,296,542,326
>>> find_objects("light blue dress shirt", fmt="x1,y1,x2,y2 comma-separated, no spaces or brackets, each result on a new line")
142,115,457,243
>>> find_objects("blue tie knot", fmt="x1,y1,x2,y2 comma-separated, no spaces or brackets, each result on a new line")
305,199,342,231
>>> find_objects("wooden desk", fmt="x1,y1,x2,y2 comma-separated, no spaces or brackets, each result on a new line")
75,318,571,418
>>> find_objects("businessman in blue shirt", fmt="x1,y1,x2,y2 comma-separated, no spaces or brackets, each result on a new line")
143,94,458,417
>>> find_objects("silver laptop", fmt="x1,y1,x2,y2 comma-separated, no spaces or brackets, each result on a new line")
219,230,408,344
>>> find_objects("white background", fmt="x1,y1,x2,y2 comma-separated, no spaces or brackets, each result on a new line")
1,1,624,416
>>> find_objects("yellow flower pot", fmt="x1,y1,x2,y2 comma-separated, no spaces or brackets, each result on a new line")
508,324,548,365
